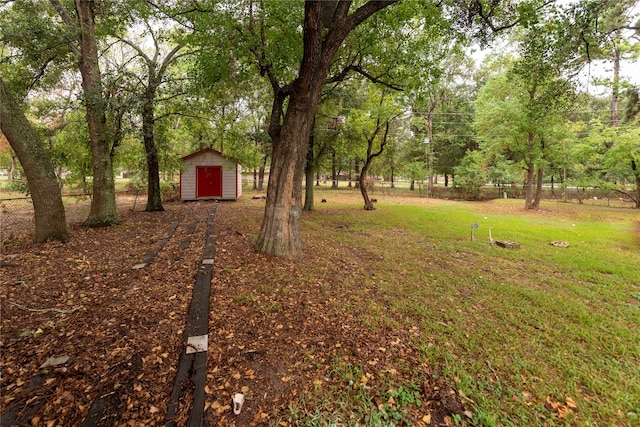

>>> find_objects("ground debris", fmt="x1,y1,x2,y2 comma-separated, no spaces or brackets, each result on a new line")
495,240,520,249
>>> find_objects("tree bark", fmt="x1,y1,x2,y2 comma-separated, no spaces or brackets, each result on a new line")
258,153,267,191
523,129,536,209
73,0,119,226
359,173,374,210
142,84,164,212
524,162,535,209
256,95,316,257
532,166,543,208
0,77,69,242
118,37,184,212
255,0,398,257
304,124,315,211
359,122,389,210
390,166,395,188
331,149,338,188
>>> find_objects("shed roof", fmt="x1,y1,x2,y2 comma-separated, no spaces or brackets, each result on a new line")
180,148,240,164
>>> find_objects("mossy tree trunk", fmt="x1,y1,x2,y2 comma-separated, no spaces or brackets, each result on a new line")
0,77,69,242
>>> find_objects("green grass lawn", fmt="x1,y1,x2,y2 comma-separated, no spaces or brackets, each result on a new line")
296,189,640,426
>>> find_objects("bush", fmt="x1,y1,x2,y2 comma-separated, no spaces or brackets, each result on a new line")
453,151,488,200
161,181,180,202
7,179,29,194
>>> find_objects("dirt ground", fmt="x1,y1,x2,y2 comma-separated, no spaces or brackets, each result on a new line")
1,200,466,426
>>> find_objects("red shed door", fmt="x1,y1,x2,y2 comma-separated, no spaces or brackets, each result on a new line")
196,166,222,198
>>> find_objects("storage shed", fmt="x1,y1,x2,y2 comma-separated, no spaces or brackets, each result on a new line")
180,148,242,201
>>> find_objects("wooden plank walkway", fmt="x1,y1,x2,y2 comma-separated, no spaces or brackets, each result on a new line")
165,204,217,427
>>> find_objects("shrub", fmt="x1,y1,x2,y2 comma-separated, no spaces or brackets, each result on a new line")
453,150,488,200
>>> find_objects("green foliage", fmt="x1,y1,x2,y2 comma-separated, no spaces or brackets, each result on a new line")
453,150,488,200
568,119,640,202
487,154,518,189
49,111,92,192
0,1,75,96
6,178,29,194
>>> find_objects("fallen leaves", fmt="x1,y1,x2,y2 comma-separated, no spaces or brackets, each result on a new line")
1,203,206,426
545,395,578,420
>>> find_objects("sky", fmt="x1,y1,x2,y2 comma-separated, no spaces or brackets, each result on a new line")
470,0,640,97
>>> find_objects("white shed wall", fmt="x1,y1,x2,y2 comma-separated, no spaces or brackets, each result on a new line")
181,151,239,200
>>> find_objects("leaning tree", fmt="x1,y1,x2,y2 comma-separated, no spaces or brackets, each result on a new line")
0,78,69,242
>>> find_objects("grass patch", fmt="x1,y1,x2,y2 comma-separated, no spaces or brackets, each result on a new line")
296,190,640,426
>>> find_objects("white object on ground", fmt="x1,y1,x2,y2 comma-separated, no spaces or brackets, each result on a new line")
233,393,245,415
40,355,70,369
186,334,208,354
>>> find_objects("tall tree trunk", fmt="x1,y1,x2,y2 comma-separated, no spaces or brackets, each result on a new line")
256,96,316,257
142,85,164,212
390,166,395,188
359,122,389,210
523,130,536,209
532,166,544,208
444,173,449,187
117,37,183,212
256,0,397,257
258,154,267,191
410,180,415,191
253,168,258,190
74,0,119,226
304,124,315,211
0,78,69,242
524,162,535,209
316,171,320,186
331,149,338,188
359,171,374,210
354,158,361,189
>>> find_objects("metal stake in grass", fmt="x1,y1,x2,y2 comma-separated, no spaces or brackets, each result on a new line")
488,227,494,245
471,223,479,241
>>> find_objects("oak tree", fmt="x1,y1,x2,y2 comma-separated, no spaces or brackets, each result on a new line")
0,77,69,242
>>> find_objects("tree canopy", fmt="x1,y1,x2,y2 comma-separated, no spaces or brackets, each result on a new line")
1,0,638,248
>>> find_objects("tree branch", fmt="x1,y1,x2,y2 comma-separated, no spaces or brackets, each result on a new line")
345,1,399,34
49,0,81,58
370,121,390,160
9,301,83,314
473,0,555,33
154,111,212,122
117,37,153,65
158,44,184,77
614,188,638,204
155,91,190,104
325,65,403,91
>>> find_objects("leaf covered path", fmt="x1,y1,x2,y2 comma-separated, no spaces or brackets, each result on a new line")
1,200,465,426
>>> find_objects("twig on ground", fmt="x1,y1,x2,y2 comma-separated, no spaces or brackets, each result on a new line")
8,301,84,314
